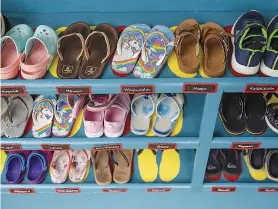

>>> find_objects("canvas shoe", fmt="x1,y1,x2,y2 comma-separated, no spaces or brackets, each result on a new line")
265,93,278,134
231,10,267,76
260,16,278,77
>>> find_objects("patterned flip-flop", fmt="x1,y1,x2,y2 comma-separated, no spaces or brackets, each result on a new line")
133,25,174,78
111,24,151,76
32,95,56,138
52,95,85,137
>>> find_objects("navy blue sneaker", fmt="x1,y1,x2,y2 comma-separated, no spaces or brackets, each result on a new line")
261,16,278,77
231,11,267,76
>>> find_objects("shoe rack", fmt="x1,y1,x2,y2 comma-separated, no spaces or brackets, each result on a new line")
1,0,278,209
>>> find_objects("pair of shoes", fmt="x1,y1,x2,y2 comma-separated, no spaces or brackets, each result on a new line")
32,95,86,138
0,13,11,37
5,150,52,184
1,24,58,79
175,19,232,77
264,93,278,134
206,149,241,182
84,94,130,138
244,149,278,182
57,22,118,79
231,10,278,77
50,150,90,183
1,95,33,138
131,93,184,137
137,149,180,182
112,24,174,78
219,93,266,135
92,149,134,185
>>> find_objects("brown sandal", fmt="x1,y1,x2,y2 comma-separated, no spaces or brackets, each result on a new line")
113,150,134,184
79,24,118,79
174,19,201,74
57,22,91,79
92,150,112,186
202,22,232,77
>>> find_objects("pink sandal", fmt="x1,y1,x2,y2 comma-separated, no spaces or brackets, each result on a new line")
20,25,58,79
1,24,33,79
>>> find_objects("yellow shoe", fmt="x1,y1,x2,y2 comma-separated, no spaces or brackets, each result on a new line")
244,150,267,181
0,150,7,175
159,149,180,182
137,149,158,182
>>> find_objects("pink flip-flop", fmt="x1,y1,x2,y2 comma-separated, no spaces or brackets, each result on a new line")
104,94,131,137
1,24,33,79
20,25,58,79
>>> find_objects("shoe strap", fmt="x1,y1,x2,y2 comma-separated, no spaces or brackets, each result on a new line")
20,53,50,73
112,150,130,167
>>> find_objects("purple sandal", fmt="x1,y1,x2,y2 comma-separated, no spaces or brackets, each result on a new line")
26,151,53,184
5,151,31,184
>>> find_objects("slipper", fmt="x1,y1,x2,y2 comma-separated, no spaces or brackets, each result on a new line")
26,151,52,184
265,150,278,182
32,95,56,138
50,150,72,184
52,95,86,137
5,151,31,184
92,150,112,185
1,96,9,136
79,24,118,79
202,22,231,77
20,25,58,79
69,150,91,183
174,19,201,74
264,93,278,134
111,24,151,76
137,149,158,182
219,149,241,182
133,25,174,78
218,93,245,135
244,149,267,181
1,24,33,79
104,94,130,137
57,22,91,79
243,93,266,135
113,149,134,184
131,94,158,135
4,95,33,138
1,13,12,37
153,93,184,137
159,149,180,182
205,149,222,181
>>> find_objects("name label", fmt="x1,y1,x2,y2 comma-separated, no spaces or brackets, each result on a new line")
183,83,218,93
55,188,80,194
1,86,26,96
147,188,172,192
9,188,35,194
93,144,122,151
258,188,278,192
148,143,177,150
231,142,261,150
102,188,127,193
56,86,91,95
211,187,236,192
41,144,71,151
245,84,278,93
0,144,22,151
120,85,155,94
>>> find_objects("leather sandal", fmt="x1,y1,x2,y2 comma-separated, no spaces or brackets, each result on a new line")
79,24,118,79
174,19,201,74
57,22,91,79
202,22,232,77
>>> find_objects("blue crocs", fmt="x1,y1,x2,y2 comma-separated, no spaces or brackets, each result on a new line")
231,10,267,76
260,16,278,77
